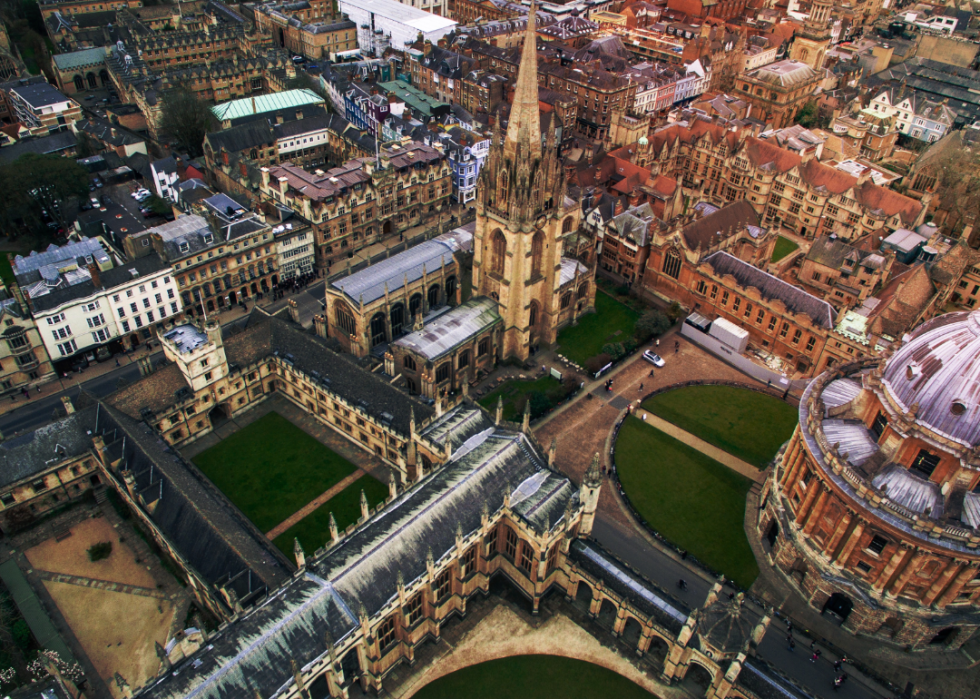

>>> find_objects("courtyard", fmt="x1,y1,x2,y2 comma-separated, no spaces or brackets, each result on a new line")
615,416,759,588
192,410,388,557
555,292,641,366
642,385,798,469
477,375,562,422
412,655,656,699
770,235,800,263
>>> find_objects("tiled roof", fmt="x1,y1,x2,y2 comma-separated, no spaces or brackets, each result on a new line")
703,251,836,329
681,199,760,251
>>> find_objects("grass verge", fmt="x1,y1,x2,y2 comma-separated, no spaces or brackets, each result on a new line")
770,236,799,263
616,416,758,588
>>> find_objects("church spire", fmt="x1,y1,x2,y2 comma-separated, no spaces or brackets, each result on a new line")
504,2,541,161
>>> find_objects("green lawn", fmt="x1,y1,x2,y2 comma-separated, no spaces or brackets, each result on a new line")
193,412,358,533
616,417,758,588
413,655,656,699
556,291,641,365
478,375,560,422
770,236,800,263
273,473,388,558
643,385,797,469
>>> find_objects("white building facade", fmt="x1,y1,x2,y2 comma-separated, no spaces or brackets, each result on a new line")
274,224,316,281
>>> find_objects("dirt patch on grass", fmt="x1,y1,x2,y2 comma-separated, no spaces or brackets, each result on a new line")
43,581,173,698
25,517,155,588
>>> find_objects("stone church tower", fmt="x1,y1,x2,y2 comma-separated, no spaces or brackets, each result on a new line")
473,2,593,360
790,0,832,70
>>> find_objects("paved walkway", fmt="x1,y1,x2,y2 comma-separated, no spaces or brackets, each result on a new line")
265,468,365,540
35,570,170,600
633,409,764,484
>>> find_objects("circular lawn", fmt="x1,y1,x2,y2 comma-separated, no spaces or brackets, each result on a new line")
412,655,658,699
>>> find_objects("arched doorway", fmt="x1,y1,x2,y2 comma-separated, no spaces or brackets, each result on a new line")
646,637,669,667
383,220,392,235
765,519,779,549
596,599,617,630
621,617,643,648
822,592,853,624
681,663,713,698
930,627,960,646
209,402,231,428
573,583,592,614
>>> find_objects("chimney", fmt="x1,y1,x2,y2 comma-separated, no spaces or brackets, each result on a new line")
88,263,102,290
276,114,285,125
423,40,433,56
176,156,187,181
296,109,303,120
222,150,229,166
239,160,248,178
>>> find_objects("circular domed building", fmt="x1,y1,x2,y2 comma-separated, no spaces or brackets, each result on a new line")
758,310,980,650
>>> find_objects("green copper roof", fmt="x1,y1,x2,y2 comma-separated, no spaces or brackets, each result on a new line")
211,89,325,121
52,47,107,71
377,80,448,117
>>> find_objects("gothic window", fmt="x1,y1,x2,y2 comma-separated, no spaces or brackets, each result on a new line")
531,231,544,277
445,275,457,301
577,283,588,300
461,545,477,576
428,284,440,309
663,249,682,279
335,301,356,337
403,355,416,371
528,301,538,328
377,616,397,651
410,293,422,319
434,568,452,603
562,217,574,234
458,350,470,369
560,293,571,309
491,230,506,275
504,527,518,559
370,312,386,347
519,542,534,574
435,363,450,383
404,593,423,625
478,337,491,356
390,303,405,337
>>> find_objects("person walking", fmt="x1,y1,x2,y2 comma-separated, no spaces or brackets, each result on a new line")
810,649,821,663
833,659,842,673
786,636,795,652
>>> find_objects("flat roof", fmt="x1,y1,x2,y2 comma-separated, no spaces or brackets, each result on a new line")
162,324,208,353
339,0,456,31
211,89,325,122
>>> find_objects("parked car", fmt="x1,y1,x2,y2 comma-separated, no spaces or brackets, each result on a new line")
90,197,100,209
93,178,103,188
642,350,665,367
292,55,305,64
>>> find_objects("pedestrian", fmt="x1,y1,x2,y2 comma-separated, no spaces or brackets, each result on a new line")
115,357,120,367
35,385,40,393
656,339,660,347
786,637,795,652
639,383,644,391
810,649,821,663
833,659,842,672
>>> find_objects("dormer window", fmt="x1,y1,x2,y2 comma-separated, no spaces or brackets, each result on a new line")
178,242,190,254
203,233,213,245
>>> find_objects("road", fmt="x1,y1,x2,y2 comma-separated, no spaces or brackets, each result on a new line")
592,514,886,699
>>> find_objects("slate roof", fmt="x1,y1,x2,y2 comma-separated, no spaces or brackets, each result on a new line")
0,406,98,489
681,199,760,251
393,297,501,361
97,404,290,603
703,251,836,329
10,81,72,109
29,254,170,313
330,225,473,305
0,130,77,164
805,235,873,269
137,417,574,699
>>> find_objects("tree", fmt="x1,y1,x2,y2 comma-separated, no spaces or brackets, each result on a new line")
75,131,99,158
159,88,218,158
795,101,819,128
634,310,672,343
0,153,90,238
286,71,331,112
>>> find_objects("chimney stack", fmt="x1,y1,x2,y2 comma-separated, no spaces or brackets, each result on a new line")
88,263,102,289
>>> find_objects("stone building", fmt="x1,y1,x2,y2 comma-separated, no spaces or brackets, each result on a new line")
796,235,892,311
788,0,833,70
731,60,823,129
389,296,502,397
0,288,56,393
37,0,142,20
759,310,980,650
253,2,357,60
259,140,452,270
473,4,595,361
51,47,110,95
0,404,103,534
323,225,471,357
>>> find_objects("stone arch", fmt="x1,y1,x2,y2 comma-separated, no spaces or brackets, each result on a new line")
573,580,593,613
645,635,669,666
428,283,440,309
596,598,618,630
621,616,643,648
681,662,714,698
490,229,506,275
409,293,422,320
73,74,84,91
99,68,109,85
86,72,97,89
390,302,405,337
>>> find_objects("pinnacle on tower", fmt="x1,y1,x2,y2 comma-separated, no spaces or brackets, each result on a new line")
504,1,542,161
585,452,602,486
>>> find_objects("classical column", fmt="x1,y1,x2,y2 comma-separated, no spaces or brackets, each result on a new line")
886,551,924,599
832,521,865,569
872,545,913,595
822,509,853,560
936,563,979,609
801,488,830,537
795,477,822,526
923,559,961,607
781,435,804,486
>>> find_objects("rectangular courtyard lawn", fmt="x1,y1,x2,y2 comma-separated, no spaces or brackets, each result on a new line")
273,474,389,557
616,416,758,588
556,292,640,366
193,412,358,534
478,375,560,422
642,385,798,469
